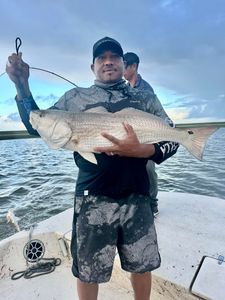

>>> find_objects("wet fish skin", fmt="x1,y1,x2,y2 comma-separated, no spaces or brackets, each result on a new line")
29,108,218,164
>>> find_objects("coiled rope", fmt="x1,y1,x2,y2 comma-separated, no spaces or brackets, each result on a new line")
11,257,61,280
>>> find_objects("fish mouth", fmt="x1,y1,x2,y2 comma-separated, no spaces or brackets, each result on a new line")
29,111,39,130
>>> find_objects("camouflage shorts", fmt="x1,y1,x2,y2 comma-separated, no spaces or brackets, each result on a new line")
70,193,161,283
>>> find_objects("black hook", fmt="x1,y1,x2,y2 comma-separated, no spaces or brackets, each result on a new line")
15,37,22,55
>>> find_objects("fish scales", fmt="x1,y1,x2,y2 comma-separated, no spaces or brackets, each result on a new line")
29,108,218,164
70,112,184,149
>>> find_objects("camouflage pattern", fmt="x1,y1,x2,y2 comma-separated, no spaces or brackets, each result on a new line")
53,80,169,117
71,193,161,283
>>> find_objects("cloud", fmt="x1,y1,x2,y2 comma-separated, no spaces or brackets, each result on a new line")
7,112,21,122
0,114,25,131
163,92,225,120
188,97,225,120
0,93,61,131
166,107,192,122
35,93,59,105
0,0,224,121
1,97,15,106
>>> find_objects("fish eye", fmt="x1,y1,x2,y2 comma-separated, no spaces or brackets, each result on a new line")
188,130,194,135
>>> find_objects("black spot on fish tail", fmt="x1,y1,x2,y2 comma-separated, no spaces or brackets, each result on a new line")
188,130,194,134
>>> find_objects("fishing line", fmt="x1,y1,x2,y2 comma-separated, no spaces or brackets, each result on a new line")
0,37,79,88
29,66,79,87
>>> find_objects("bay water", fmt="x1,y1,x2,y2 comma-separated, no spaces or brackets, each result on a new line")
0,128,224,240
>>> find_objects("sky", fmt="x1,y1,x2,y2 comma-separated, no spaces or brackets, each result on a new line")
0,0,225,130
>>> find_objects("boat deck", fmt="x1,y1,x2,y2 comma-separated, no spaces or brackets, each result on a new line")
1,192,225,300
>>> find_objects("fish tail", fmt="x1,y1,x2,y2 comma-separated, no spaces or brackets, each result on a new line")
182,127,218,160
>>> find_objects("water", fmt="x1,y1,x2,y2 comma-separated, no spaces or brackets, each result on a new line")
0,128,225,241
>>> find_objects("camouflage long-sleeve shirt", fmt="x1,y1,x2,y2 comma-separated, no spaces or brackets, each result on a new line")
16,79,179,198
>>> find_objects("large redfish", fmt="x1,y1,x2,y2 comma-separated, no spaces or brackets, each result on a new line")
29,108,217,164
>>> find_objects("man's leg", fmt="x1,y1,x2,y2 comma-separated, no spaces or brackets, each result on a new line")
77,278,98,300
130,272,152,300
71,195,120,299
118,195,160,299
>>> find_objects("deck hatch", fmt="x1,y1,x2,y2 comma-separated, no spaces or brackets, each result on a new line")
190,255,225,300
23,239,45,262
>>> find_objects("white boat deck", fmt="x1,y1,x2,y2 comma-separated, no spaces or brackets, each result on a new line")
0,192,225,300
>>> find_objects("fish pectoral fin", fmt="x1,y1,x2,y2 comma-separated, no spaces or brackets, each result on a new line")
78,152,97,164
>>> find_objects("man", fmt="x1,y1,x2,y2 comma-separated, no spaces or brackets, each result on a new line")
123,52,174,216
6,37,178,300
123,52,154,93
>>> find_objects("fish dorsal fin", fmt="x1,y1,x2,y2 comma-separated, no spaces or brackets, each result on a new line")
115,108,150,117
78,152,97,164
84,106,109,113
115,108,165,123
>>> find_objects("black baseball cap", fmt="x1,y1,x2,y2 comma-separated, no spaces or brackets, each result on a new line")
123,52,140,66
92,37,123,63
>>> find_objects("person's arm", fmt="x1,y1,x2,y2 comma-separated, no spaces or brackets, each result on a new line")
6,52,40,135
6,52,75,135
16,95,40,135
149,141,179,164
6,53,31,100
